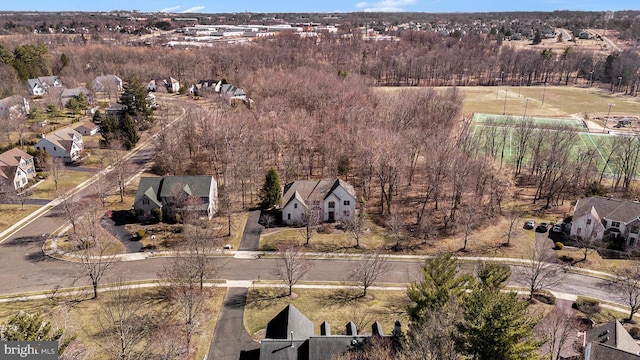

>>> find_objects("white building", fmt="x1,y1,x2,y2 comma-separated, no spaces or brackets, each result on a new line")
281,179,356,225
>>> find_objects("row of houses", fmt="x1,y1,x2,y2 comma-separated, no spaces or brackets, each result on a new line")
27,75,124,96
192,79,250,105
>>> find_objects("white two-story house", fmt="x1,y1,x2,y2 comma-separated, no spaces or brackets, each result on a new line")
35,127,83,163
0,148,36,191
281,179,356,225
571,196,640,247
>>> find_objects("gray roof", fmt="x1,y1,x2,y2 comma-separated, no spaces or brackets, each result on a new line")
282,179,356,209
27,79,41,90
265,304,314,341
575,197,640,224
587,320,640,355
587,342,640,360
134,176,214,211
61,87,91,101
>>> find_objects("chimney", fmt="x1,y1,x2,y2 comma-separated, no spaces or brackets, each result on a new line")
321,321,331,336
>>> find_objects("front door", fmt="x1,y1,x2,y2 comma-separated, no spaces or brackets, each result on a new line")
328,211,335,222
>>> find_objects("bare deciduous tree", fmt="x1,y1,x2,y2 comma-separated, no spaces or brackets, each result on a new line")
297,207,320,246
538,307,578,360
272,243,311,296
74,208,118,299
516,243,564,300
504,205,523,246
47,156,65,192
95,280,156,360
610,265,640,322
348,252,390,298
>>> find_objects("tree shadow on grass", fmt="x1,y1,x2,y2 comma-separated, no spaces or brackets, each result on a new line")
246,288,285,309
315,288,361,307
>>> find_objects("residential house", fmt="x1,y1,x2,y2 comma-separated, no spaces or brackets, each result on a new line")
259,304,400,360
0,148,36,191
281,179,356,225
571,196,640,247
105,103,127,120
92,75,123,93
26,76,63,95
584,320,640,360
196,79,222,94
34,127,83,163
165,77,180,93
133,176,218,221
147,79,157,92
74,121,100,136
0,95,30,118
60,87,92,106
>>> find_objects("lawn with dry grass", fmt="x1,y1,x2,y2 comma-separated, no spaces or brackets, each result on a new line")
260,220,389,253
0,287,225,360
0,204,41,233
244,288,409,340
30,170,95,199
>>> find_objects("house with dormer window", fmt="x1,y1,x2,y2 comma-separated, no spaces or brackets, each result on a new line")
281,179,356,225
34,127,83,163
133,176,217,221
0,148,35,191
571,196,640,248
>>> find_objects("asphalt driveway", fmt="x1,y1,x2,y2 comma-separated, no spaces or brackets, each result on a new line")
207,287,260,360
238,210,264,251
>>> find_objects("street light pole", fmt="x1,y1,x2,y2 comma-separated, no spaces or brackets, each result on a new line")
496,70,503,99
519,76,523,97
607,103,615,118
503,89,508,115
589,71,594,87
541,82,548,106
618,76,623,92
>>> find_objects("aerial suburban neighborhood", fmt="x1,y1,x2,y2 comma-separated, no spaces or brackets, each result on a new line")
0,5,640,360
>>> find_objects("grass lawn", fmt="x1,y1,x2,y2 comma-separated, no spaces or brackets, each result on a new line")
0,287,225,360
0,204,41,233
260,220,389,252
244,288,409,340
30,170,94,199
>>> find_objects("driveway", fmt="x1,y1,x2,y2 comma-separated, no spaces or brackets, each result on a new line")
100,211,143,253
238,210,264,251
207,287,260,360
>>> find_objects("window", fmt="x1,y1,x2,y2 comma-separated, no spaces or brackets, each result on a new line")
313,201,320,205
344,200,350,206
294,203,297,209
287,213,291,220
632,226,639,234
53,147,57,151
611,221,621,228
344,210,350,217
143,198,149,205
631,238,637,247
328,201,335,209
586,219,592,225
576,228,582,235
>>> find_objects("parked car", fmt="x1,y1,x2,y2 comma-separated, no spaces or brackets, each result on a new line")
551,224,563,233
536,223,549,232
524,220,535,230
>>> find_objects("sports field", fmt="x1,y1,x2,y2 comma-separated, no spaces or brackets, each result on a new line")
469,115,618,176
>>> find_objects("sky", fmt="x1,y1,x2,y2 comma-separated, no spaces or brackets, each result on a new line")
1,0,637,13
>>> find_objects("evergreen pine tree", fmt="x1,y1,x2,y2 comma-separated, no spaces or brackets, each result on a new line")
259,167,282,209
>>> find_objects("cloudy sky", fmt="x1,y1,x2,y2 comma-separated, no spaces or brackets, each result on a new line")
3,0,635,13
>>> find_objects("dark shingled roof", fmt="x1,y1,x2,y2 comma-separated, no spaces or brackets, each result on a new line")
575,196,640,224
265,304,314,341
587,320,640,356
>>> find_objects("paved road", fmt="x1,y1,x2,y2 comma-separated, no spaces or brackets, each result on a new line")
208,287,260,360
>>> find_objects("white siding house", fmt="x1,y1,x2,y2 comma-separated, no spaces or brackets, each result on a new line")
571,196,640,248
35,127,83,162
281,179,356,225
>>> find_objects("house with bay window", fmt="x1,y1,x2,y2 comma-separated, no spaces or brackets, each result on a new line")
281,179,356,225
571,196,640,247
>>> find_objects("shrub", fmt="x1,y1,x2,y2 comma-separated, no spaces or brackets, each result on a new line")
136,229,146,239
629,327,640,340
554,242,564,250
560,255,574,263
533,291,556,305
152,208,163,223
317,223,334,234
575,297,601,318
